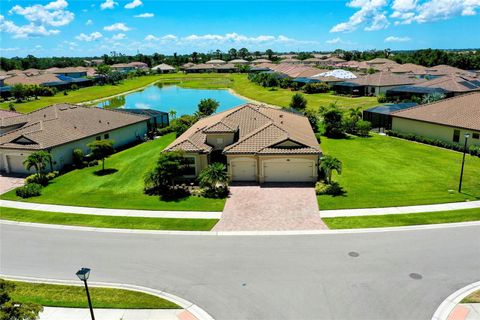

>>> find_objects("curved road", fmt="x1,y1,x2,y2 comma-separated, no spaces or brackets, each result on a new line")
1,223,479,320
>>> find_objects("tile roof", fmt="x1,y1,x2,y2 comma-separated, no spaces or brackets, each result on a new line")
350,71,423,87
414,74,480,92
165,104,321,155
391,92,480,131
4,73,63,86
0,104,149,150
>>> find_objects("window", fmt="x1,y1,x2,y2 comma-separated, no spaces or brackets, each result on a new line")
453,130,460,143
104,133,109,139
183,157,196,176
473,132,480,140
96,136,101,141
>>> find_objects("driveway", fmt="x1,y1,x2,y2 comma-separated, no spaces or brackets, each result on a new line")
0,173,25,195
213,183,327,231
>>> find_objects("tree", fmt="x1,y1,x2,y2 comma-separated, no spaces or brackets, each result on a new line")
197,98,219,117
144,151,186,193
8,103,16,112
228,48,237,60
169,109,177,120
95,64,112,77
320,155,342,184
87,140,115,172
265,49,274,60
238,48,249,59
198,163,229,193
23,151,52,177
322,104,346,138
303,109,319,132
355,120,372,137
0,279,43,320
348,107,362,122
191,52,198,63
289,93,307,111
11,84,27,102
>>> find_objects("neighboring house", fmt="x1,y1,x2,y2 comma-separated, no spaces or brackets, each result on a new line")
251,59,271,64
281,58,303,64
165,103,322,183
317,57,346,67
363,103,417,130
185,64,216,73
229,59,249,65
333,72,423,96
302,58,324,65
215,63,237,73
4,73,92,90
0,104,149,174
391,92,480,148
151,63,176,73
50,67,88,78
122,109,169,128
111,62,148,73
205,59,226,65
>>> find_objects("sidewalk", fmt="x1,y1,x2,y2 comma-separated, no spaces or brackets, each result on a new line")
0,200,222,219
320,200,480,218
448,304,480,320
39,307,197,320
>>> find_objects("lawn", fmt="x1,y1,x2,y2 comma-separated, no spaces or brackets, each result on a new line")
318,134,480,209
9,280,179,309
0,75,166,113
323,208,480,229
1,133,226,212
0,207,218,231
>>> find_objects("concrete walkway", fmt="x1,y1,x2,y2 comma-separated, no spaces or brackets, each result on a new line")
320,200,480,218
39,307,196,320
0,174,25,195
447,304,480,320
0,200,222,219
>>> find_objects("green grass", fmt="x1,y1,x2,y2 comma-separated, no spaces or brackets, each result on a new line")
318,134,480,209
461,290,480,303
1,134,226,212
9,281,180,309
0,75,166,113
0,207,218,231
323,208,480,229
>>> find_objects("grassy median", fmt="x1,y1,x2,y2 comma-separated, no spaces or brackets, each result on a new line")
462,290,480,303
9,280,179,309
0,207,218,231
323,208,480,229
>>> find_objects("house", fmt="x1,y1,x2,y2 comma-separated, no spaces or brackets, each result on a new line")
229,59,249,65
205,59,226,65
363,103,417,130
50,67,88,78
391,92,480,148
5,73,92,90
165,103,322,183
281,58,302,64
251,58,271,64
317,57,346,67
214,63,237,73
185,63,216,73
122,109,169,128
333,72,423,96
0,104,149,174
151,63,176,74
110,62,148,73
302,58,324,65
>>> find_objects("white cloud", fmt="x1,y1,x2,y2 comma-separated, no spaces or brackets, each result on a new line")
385,36,411,42
0,47,20,52
364,12,389,30
8,0,74,27
162,34,177,40
86,19,93,26
392,0,417,12
330,0,387,32
144,34,159,41
112,33,126,40
134,12,154,18
125,0,143,9
413,0,480,23
75,31,103,41
326,37,342,44
0,14,60,38
104,23,131,31
178,33,302,44
100,0,118,10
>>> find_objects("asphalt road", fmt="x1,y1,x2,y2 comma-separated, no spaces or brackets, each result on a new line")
1,224,479,320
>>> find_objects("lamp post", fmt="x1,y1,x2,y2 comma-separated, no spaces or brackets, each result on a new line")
458,133,470,193
76,268,95,320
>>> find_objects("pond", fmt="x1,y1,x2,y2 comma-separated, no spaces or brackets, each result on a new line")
97,84,247,116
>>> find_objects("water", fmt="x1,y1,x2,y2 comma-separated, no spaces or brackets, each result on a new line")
97,84,247,116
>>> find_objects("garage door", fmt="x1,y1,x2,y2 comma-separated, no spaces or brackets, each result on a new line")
264,159,315,182
231,158,256,181
7,155,31,174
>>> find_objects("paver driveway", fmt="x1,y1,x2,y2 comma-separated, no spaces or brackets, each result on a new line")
0,174,25,195
213,183,327,231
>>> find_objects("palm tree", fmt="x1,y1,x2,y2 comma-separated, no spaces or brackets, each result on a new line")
169,109,177,120
320,155,342,184
23,151,52,176
198,163,229,191
349,107,362,122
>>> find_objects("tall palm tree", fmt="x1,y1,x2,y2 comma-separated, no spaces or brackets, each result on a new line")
23,151,52,176
169,109,177,120
349,107,362,122
198,163,229,191
320,155,342,184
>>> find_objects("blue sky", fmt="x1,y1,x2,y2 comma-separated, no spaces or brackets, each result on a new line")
1,0,479,57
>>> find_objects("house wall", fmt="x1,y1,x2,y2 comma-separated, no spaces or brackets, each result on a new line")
205,133,235,150
391,117,480,148
0,121,148,174
367,85,407,95
183,153,208,177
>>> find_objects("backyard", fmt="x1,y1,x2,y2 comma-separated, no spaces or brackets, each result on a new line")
318,134,480,209
1,133,226,212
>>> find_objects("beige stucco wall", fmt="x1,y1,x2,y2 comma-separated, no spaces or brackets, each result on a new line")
392,117,480,148
0,121,148,174
205,133,235,150
183,153,208,177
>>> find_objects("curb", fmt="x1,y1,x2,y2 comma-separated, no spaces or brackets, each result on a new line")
0,274,215,320
0,200,222,220
431,281,480,320
2,219,480,236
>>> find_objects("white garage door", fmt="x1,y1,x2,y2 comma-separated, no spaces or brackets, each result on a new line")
7,155,31,174
231,158,256,181
264,159,315,182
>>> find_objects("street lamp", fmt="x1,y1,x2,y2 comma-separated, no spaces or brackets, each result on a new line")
76,268,95,320
458,133,470,193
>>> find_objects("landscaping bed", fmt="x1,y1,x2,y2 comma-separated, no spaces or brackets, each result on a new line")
8,280,180,309
318,134,480,209
462,289,480,303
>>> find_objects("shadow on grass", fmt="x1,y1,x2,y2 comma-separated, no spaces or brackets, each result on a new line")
93,168,118,176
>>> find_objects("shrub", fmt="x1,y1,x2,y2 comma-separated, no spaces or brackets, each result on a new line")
45,171,59,180
302,82,330,94
289,93,307,111
377,94,388,103
88,160,99,167
321,104,346,138
315,181,344,196
73,148,84,168
315,132,322,143
355,120,372,137
70,84,79,91
469,145,480,157
16,183,42,198
303,109,319,132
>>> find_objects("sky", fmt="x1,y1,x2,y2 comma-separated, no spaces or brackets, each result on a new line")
1,0,480,57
